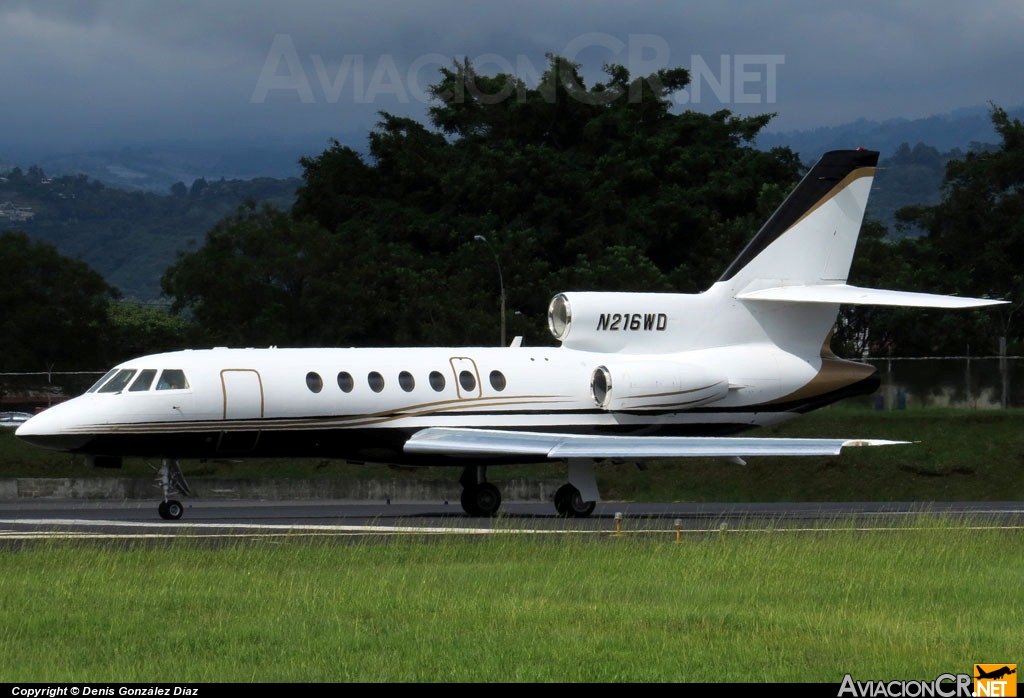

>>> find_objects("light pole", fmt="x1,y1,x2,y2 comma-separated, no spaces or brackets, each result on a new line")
474,234,506,346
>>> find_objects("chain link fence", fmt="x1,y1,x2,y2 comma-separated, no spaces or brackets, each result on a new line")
861,357,1024,409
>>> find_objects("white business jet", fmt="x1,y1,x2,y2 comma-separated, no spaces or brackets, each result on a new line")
16,149,1005,520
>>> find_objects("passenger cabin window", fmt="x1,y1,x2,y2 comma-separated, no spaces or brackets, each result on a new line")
306,372,323,393
398,371,415,392
489,370,507,391
459,370,477,392
338,372,354,393
368,371,385,393
429,371,446,392
129,369,157,392
97,369,136,393
156,369,189,390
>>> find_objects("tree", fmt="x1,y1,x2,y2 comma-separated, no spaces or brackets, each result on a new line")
106,300,191,359
165,54,803,347
896,104,1024,354
0,230,120,371
162,203,362,346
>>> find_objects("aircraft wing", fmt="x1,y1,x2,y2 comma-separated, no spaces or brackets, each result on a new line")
736,283,1007,308
403,427,908,459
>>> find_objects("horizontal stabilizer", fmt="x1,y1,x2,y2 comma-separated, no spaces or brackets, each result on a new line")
736,284,1008,308
404,427,908,460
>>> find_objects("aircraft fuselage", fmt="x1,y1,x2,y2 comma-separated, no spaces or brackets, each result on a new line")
16,343,879,465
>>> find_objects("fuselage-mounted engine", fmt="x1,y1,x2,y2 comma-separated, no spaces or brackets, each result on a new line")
589,361,728,411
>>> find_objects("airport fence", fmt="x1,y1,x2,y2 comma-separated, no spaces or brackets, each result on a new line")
859,356,1024,410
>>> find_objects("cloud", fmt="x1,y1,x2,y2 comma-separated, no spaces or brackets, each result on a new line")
0,0,1020,149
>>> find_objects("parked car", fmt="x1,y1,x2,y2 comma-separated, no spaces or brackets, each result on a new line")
0,411,33,428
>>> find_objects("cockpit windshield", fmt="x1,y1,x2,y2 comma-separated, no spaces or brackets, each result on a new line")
88,368,190,393
129,369,157,392
96,369,137,393
86,369,119,393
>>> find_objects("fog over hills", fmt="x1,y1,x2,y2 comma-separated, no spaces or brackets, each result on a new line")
0,131,365,194
1,104,1020,194
756,104,1023,163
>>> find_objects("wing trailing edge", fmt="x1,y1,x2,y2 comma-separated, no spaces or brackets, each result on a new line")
403,427,909,460
736,283,1008,308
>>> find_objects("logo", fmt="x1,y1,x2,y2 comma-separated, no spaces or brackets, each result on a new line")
837,666,1018,697
975,664,1017,697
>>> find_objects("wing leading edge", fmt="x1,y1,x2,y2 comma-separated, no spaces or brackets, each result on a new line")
403,427,909,459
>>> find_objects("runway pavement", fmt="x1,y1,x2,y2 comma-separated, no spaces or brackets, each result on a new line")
1,498,1022,541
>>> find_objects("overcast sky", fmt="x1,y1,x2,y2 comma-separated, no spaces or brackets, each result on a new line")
1,0,1022,151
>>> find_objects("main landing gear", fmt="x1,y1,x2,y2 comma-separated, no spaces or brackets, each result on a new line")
459,465,502,517
156,458,191,520
458,460,600,518
553,483,597,517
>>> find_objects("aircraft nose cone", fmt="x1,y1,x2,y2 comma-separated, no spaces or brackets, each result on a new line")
15,412,92,451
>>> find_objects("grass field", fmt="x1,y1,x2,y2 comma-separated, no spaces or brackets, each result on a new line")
0,406,1020,683
0,518,1018,683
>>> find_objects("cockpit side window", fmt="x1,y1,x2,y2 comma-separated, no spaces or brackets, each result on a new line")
97,369,137,393
87,369,119,393
156,369,189,390
129,369,158,392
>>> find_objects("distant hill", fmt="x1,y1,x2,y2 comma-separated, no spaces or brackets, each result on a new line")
756,104,1023,161
0,131,366,193
0,170,300,300
757,104,1024,235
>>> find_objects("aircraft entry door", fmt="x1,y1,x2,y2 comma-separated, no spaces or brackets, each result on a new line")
218,368,264,453
448,357,482,399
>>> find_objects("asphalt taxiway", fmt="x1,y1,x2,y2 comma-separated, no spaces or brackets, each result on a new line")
1,499,1022,541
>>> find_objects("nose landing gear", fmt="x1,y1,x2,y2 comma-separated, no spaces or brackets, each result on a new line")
156,458,191,520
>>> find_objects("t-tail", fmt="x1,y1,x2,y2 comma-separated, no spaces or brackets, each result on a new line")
548,148,1004,358
714,148,1005,358
545,148,1005,411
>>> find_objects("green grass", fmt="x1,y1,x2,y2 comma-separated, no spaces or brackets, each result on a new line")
2,405,1022,502
0,518,1019,682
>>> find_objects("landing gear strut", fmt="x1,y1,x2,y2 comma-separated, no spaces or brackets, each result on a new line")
459,465,502,516
156,458,191,520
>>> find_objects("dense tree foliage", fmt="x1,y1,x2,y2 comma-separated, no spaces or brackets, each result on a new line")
106,300,191,360
166,55,803,347
0,231,119,371
848,106,1024,356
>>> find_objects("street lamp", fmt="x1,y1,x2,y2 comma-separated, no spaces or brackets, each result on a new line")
474,234,506,346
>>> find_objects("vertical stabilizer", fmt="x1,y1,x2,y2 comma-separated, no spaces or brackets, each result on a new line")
697,149,879,358
718,149,879,288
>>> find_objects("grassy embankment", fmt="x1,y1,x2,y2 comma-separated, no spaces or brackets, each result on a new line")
0,521,1018,682
1,405,1021,502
